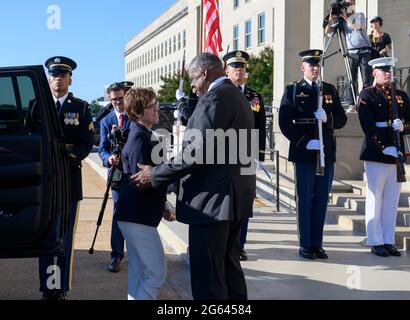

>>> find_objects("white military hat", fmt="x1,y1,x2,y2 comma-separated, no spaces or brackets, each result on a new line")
368,57,398,69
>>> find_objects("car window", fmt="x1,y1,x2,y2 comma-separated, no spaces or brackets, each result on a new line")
0,74,40,135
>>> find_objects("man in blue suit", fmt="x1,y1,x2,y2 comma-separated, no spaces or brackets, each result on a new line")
98,82,131,272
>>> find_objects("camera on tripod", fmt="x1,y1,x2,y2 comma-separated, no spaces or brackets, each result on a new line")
330,0,350,17
108,127,130,189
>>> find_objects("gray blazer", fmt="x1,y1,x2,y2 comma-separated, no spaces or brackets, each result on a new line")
151,79,256,225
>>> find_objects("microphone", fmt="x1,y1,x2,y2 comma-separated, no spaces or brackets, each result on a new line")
95,102,113,122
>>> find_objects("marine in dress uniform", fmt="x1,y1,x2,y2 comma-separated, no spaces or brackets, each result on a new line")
98,82,131,272
222,50,267,261
279,50,347,259
38,56,94,300
358,57,410,257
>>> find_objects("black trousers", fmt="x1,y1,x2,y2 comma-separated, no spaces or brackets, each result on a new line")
188,220,247,300
346,50,373,105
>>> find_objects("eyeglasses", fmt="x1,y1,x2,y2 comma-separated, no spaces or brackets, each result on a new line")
111,97,124,102
145,100,159,109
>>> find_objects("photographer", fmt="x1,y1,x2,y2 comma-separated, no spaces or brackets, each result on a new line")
324,0,373,107
98,82,130,273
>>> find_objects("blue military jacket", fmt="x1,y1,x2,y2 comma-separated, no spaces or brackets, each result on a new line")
358,84,410,164
58,92,94,201
279,79,347,164
244,86,266,162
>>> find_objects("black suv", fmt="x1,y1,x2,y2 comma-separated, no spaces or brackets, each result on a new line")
0,66,71,258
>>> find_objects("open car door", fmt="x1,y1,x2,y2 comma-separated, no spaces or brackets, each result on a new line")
0,65,70,258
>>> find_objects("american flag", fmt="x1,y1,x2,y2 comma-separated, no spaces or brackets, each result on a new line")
203,0,223,55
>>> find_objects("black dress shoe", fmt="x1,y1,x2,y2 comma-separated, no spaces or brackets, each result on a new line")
371,245,389,257
313,246,328,259
384,244,402,257
239,248,248,261
299,247,316,260
41,292,55,301
108,257,121,273
41,292,66,300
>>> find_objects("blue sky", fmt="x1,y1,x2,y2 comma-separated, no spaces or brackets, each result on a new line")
0,0,176,101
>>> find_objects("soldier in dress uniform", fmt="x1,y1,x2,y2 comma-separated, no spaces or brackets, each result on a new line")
358,57,410,257
222,50,267,261
38,56,94,300
279,49,347,260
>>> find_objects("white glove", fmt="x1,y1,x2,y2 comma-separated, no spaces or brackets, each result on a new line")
306,139,321,151
173,110,181,120
314,109,327,123
382,146,398,158
393,119,404,132
175,89,187,101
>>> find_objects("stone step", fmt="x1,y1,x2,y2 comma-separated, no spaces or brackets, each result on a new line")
327,207,410,249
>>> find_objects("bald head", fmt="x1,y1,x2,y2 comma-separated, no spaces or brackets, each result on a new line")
188,53,225,97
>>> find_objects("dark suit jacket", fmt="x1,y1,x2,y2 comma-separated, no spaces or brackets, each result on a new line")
150,79,256,225
279,79,347,164
58,93,94,201
114,122,166,227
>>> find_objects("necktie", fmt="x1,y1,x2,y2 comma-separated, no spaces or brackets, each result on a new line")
119,114,124,128
237,85,243,93
56,100,62,112
312,82,318,95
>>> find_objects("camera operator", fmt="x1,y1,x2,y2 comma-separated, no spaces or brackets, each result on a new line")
98,82,130,273
324,0,373,107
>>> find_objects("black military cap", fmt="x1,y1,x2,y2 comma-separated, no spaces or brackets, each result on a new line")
223,50,250,68
45,56,77,75
121,81,134,91
299,49,323,65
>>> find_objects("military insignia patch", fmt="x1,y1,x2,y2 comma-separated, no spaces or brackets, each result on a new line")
236,51,242,58
250,98,261,112
89,122,94,131
296,92,309,98
55,58,61,63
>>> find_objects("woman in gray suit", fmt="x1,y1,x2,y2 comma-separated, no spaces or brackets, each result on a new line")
115,88,175,300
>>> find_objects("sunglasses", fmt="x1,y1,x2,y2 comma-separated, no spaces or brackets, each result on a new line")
111,97,124,102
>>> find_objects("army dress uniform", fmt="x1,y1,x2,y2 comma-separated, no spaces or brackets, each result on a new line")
358,57,410,256
39,57,94,298
279,50,347,258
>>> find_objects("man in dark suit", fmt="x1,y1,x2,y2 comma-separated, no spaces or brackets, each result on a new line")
279,49,347,260
39,56,94,300
223,50,266,261
131,52,256,300
98,82,130,272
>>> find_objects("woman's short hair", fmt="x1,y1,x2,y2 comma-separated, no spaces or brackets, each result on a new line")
124,88,157,122
370,16,383,26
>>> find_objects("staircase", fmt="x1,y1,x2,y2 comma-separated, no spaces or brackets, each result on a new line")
256,159,410,250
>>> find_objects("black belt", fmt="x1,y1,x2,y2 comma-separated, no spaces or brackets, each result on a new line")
293,118,316,124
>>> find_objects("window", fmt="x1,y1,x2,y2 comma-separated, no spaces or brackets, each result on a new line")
154,47,156,62
173,36,177,52
272,8,275,43
233,25,239,50
165,65,167,78
157,45,160,60
258,13,265,45
183,30,186,48
245,19,252,49
169,64,172,77
178,33,181,50
233,0,239,9
161,43,164,58
165,41,168,56
0,75,38,135
173,62,176,75
169,39,172,55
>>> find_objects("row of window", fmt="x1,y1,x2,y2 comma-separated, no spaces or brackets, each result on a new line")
233,0,250,9
128,60,182,88
127,31,186,74
233,12,267,50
